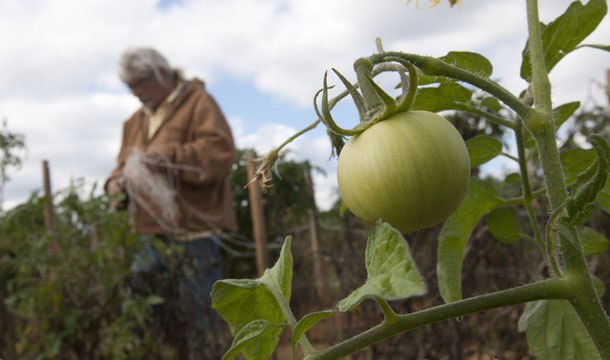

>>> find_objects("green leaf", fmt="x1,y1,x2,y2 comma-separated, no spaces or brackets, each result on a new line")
578,44,610,52
591,275,606,297
212,237,294,360
595,178,610,214
437,178,505,303
520,0,607,82
144,294,164,306
480,96,503,112
505,172,522,183
554,102,581,130
487,207,523,244
412,82,473,113
466,135,503,168
440,51,493,78
212,280,285,360
222,320,290,360
518,300,601,360
291,310,337,358
561,148,596,185
578,226,609,256
336,222,426,312
259,236,293,302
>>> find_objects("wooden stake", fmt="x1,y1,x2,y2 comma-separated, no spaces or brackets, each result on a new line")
246,155,268,276
304,163,332,306
606,69,610,140
42,160,56,233
42,160,58,254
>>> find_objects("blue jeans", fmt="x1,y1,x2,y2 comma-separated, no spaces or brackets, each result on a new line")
131,235,223,359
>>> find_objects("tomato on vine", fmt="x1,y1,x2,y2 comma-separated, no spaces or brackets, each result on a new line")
337,110,470,232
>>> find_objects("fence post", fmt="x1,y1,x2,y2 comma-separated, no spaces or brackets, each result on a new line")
304,163,332,306
246,155,269,276
606,69,609,140
42,160,58,254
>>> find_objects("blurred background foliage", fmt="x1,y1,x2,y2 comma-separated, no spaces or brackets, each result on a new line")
0,97,608,358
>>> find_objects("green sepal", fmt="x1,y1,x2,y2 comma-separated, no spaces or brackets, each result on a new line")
363,72,397,121
332,68,367,123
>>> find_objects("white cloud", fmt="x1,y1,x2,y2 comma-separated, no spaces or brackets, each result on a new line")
1,0,609,213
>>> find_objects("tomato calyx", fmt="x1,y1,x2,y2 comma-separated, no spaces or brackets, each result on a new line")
314,56,421,157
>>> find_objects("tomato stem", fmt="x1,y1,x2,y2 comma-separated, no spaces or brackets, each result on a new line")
308,278,568,360
525,0,610,357
373,52,533,123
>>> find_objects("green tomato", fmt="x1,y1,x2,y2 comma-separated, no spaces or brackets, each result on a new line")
337,110,470,232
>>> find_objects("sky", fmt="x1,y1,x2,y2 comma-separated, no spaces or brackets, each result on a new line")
1,0,609,212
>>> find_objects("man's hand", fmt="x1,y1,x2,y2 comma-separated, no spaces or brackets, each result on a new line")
107,176,127,210
107,176,126,195
145,147,174,173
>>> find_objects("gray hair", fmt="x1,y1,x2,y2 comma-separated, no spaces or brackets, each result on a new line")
118,47,171,84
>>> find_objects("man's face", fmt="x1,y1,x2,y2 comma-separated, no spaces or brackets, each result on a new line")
127,75,173,111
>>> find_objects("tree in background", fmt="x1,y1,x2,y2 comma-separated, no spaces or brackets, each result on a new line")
0,119,25,212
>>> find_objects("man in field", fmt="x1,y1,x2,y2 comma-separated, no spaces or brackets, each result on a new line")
105,47,237,359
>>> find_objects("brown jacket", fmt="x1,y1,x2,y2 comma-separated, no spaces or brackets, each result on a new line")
106,78,237,236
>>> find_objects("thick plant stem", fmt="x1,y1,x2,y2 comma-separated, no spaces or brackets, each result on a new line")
525,0,610,358
307,279,567,360
514,122,559,275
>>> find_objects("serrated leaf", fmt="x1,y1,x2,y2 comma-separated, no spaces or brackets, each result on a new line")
440,51,493,78
259,236,293,301
561,148,596,185
520,0,607,82
412,82,473,112
480,97,502,112
291,310,337,357
487,207,523,244
437,178,504,303
212,280,285,360
336,222,426,312
212,237,294,360
518,300,601,360
222,320,289,360
578,226,609,256
466,135,503,168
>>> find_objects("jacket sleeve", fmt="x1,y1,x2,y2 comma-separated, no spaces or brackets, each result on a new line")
168,93,236,185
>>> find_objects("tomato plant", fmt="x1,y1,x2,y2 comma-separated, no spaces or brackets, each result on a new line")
212,1,610,359
337,110,470,232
